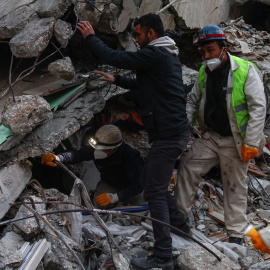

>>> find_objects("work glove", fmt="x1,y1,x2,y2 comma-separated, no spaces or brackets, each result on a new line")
245,225,270,254
241,144,258,163
96,193,119,206
41,153,59,167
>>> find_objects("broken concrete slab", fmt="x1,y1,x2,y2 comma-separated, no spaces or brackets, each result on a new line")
54,19,73,48
30,0,69,19
1,95,53,134
0,231,25,269
0,5,38,39
48,57,75,81
9,17,56,58
173,0,231,29
177,243,241,270
138,0,162,17
0,0,36,20
248,261,270,270
0,161,32,220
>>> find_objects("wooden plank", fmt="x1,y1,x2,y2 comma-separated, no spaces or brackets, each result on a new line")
206,211,225,225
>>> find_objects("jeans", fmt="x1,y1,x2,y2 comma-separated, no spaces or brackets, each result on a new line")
140,131,190,258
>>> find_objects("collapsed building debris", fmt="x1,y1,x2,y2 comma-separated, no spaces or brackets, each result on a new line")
1,0,270,269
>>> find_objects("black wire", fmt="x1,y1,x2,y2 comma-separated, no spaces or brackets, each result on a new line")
250,173,270,201
9,53,15,102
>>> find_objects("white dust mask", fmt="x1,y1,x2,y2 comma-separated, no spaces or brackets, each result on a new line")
94,149,107,160
203,48,224,71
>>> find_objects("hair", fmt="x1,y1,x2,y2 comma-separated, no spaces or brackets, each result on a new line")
199,39,227,48
134,13,164,37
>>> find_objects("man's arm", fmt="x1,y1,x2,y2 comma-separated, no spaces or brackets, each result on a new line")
77,21,157,70
186,77,202,125
94,70,137,91
58,147,94,165
243,64,266,148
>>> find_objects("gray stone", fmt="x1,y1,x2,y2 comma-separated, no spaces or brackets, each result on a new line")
13,196,46,237
1,95,53,134
0,161,32,220
221,242,247,257
76,1,104,28
213,242,240,264
177,243,241,270
54,19,73,48
48,57,75,81
0,0,36,19
248,261,270,270
9,17,56,58
239,256,253,269
96,3,121,34
182,66,199,93
258,209,270,221
0,5,37,39
30,0,69,19
0,232,25,269
111,249,129,270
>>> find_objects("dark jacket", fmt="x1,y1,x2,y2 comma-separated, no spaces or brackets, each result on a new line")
85,35,189,142
58,142,143,201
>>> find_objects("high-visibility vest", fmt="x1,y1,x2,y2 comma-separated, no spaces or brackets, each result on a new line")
197,56,257,137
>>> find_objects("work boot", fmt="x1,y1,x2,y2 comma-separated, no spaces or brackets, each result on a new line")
130,254,174,270
229,236,244,245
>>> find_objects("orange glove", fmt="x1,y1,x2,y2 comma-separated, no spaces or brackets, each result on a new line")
41,153,59,167
245,225,270,254
241,144,258,162
96,193,119,206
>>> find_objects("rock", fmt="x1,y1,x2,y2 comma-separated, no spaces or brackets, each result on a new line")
54,19,73,48
257,209,270,221
221,242,247,257
0,161,32,220
177,243,241,270
96,3,121,34
48,57,75,81
248,261,270,270
0,5,37,39
13,196,46,238
9,17,56,58
0,0,36,19
30,0,69,19
1,95,53,134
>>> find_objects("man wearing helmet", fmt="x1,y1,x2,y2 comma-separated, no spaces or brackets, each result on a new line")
42,125,144,209
175,25,266,245
77,13,191,270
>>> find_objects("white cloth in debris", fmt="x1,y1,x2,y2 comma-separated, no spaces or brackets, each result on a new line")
149,36,179,56
82,219,146,243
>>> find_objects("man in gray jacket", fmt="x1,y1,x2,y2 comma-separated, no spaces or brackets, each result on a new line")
175,25,266,245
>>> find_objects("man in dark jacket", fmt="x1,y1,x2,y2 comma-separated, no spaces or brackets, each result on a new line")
42,125,143,208
77,14,191,270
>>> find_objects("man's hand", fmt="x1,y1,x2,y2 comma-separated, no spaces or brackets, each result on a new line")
77,21,95,39
42,153,59,167
93,70,115,84
96,193,119,206
241,144,258,162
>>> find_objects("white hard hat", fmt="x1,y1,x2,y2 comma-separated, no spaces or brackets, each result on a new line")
89,125,122,150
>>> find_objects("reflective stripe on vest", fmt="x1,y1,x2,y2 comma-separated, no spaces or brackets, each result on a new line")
197,55,256,137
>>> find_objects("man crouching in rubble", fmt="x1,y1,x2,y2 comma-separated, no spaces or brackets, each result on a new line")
42,124,144,209
175,25,266,245
77,13,191,270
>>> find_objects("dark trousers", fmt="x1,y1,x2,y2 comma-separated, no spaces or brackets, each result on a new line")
140,132,190,258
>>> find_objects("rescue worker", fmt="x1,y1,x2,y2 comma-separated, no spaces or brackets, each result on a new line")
42,125,144,208
77,13,191,270
175,25,266,245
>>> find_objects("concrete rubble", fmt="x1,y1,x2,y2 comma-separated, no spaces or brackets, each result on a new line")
1,0,270,269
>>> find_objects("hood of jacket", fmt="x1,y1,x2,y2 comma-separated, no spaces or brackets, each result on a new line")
148,36,179,56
